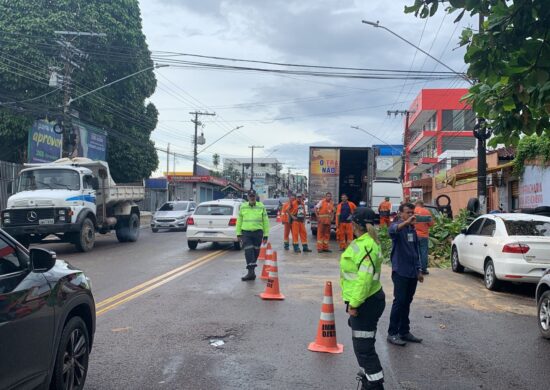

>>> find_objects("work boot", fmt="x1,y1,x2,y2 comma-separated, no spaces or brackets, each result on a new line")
387,335,406,346
241,269,256,281
400,333,423,343
293,244,301,253
302,244,312,253
356,372,384,390
284,242,289,250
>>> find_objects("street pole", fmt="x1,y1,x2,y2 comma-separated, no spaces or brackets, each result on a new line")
248,145,264,190
190,111,216,175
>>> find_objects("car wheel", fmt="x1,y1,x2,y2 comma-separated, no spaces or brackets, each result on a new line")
152,228,159,233
484,259,500,291
233,240,242,250
74,218,95,252
188,240,198,250
538,291,550,339
51,316,90,390
451,247,464,273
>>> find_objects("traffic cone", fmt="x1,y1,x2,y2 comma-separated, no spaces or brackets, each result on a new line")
308,281,343,354
276,211,282,223
260,253,284,300
258,242,270,261
259,249,275,280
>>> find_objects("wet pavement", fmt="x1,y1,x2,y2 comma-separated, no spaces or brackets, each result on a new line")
45,222,550,389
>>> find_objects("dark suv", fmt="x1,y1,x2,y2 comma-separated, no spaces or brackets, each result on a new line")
0,229,95,389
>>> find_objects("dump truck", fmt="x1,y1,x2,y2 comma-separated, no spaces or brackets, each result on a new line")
1,157,144,252
308,146,374,235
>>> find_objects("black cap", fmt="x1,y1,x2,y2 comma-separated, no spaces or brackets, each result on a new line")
352,207,376,227
248,190,257,197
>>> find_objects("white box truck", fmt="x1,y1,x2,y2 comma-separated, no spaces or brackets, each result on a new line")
1,157,144,252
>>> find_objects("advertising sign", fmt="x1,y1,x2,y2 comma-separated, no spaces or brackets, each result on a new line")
309,147,340,203
72,120,107,161
254,177,267,198
519,165,550,208
28,120,63,163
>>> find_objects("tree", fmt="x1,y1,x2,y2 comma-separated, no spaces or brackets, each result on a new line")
0,0,159,181
405,0,550,145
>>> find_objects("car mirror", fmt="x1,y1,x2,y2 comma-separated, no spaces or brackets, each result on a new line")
461,228,468,235
91,177,100,190
30,248,56,273
189,208,195,212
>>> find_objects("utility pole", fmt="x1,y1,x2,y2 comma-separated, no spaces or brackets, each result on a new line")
166,143,170,177
190,111,215,175
248,145,264,190
387,110,411,182
53,31,105,157
173,152,176,174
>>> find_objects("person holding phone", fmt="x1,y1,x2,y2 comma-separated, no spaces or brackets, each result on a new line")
387,203,424,346
414,199,435,275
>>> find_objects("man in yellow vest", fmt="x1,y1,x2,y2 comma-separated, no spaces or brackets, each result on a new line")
236,190,270,281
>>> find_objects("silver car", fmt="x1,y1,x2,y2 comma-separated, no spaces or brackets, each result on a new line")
536,269,550,339
151,201,196,232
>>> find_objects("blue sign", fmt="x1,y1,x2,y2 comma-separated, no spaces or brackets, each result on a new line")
73,120,107,161
28,120,63,163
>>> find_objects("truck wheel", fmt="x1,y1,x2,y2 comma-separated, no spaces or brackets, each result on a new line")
116,218,129,243
75,218,95,252
125,213,140,242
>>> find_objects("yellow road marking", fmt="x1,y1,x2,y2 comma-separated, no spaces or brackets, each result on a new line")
95,250,227,316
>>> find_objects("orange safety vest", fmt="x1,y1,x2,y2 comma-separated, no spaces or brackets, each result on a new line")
289,200,307,221
336,201,357,223
317,199,334,224
281,202,291,223
378,200,392,216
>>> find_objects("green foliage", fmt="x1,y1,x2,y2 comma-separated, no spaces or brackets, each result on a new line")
405,0,550,144
513,134,550,175
0,0,159,182
378,226,392,263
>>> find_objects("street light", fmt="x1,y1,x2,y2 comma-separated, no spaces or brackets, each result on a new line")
361,20,472,84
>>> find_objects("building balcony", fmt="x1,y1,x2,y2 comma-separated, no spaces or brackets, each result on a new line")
407,130,437,153
407,157,437,175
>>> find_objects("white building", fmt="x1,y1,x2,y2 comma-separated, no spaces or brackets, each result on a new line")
223,158,283,198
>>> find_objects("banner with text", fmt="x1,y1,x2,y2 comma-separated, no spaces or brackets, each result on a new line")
28,120,63,163
309,147,340,203
519,165,549,208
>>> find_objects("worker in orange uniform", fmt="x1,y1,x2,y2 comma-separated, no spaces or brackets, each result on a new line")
281,194,295,250
414,199,435,275
315,192,335,253
288,193,312,253
336,193,357,251
378,196,392,227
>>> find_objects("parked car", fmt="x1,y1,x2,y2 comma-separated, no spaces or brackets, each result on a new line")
263,198,282,217
151,201,196,232
536,269,550,339
0,229,95,390
451,213,550,290
186,199,243,250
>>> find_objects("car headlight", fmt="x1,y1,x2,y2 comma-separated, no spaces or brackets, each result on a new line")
176,215,186,220
3,218,10,224
2,211,9,218
58,209,66,215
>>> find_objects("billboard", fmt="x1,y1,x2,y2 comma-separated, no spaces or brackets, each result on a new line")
309,147,340,203
28,120,63,163
375,156,402,179
519,165,549,209
72,119,107,161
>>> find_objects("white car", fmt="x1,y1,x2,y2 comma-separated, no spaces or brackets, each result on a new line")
451,213,550,290
151,201,196,232
186,199,243,250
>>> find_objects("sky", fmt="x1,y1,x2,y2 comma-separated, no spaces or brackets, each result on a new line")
138,0,474,175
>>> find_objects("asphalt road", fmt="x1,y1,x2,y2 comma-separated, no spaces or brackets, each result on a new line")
42,221,550,389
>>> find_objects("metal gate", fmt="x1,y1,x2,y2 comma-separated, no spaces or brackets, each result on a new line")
0,161,22,210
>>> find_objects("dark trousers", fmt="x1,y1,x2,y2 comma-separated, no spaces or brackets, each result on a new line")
349,289,386,387
418,237,429,272
242,230,263,270
388,272,418,336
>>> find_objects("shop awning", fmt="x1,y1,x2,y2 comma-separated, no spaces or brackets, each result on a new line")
444,161,514,187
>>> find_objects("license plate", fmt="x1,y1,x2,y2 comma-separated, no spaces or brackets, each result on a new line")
39,219,54,225
159,223,169,227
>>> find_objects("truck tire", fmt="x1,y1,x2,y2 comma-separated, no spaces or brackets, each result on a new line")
75,218,95,252
126,213,140,242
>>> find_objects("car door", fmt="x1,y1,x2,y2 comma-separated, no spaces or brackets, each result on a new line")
0,235,55,389
460,218,485,269
476,218,496,270
466,218,493,273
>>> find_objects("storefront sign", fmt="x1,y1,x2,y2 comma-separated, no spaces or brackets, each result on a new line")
519,165,549,208
28,120,62,163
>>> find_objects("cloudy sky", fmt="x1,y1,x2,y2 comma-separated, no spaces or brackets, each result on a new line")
138,0,473,174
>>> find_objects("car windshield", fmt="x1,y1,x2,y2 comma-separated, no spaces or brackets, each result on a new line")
194,205,233,216
18,169,80,191
159,202,188,211
504,219,550,236
263,199,280,206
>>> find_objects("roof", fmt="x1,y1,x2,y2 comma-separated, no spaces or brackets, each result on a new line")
197,199,244,206
224,158,280,164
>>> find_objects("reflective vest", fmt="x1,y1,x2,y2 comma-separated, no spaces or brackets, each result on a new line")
316,199,334,224
281,201,291,223
378,201,392,217
236,202,270,235
336,201,357,223
289,200,306,222
339,232,382,308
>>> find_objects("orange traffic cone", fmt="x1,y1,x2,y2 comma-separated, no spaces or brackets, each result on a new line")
258,242,270,261
260,249,276,280
308,281,343,354
276,211,282,223
260,253,284,300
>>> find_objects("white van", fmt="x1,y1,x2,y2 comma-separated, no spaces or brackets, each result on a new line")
372,179,403,213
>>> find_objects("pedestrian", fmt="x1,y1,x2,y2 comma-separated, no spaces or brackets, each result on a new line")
288,193,312,253
414,199,434,275
387,202,424,346
315,192,334,253
340,207,386,390
236,190,270,281
281,194,295,250
378,197,392,227
336,193,357,251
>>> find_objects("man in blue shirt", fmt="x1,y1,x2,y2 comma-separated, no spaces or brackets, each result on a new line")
387,202,424,346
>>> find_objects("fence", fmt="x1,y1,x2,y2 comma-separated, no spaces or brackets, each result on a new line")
0,161,22,210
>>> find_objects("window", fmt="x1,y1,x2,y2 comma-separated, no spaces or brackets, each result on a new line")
467,218,485,235
19,169,80,191
422,113,437,131
83,175,94,189
0,237,23,276
159,202,189,211
479,219,496,236
194,205,233,216
504,220,550,237
442,110,476,131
